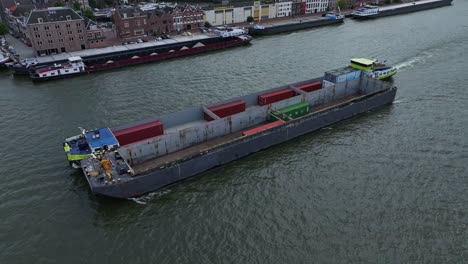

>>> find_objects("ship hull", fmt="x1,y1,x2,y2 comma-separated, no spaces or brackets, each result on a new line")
86,36,251,73
24,35,251,80
352,0,453,20
89,87,396,198
248,18,343,36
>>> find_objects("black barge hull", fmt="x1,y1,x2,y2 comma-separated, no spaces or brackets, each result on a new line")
353,0,453,20
90,87,397,198
248,18,343,36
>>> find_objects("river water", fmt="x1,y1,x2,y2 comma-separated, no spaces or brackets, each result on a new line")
1,2,467,263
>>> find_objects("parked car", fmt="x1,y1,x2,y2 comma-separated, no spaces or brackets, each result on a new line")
136,39,143,43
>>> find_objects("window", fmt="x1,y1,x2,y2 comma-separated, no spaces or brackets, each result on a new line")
77,23,81,27
38,18,43,23
66,15,71,20
44,26,49,30
124,22,129,28
58,32,62,36
35,34,40,38
58,38,63,43
66,24,71,28
68,30,73,35
47,33,52,37
78,29,82,33
79,36,84,40
55,25,60,29
69,37,74,41
48,39,53,44
33,27,38,31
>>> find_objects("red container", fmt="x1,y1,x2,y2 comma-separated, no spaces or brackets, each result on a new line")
204,100,246,121
258,88,297,106
113,120,164,146
297,81,322,93
242,120,285,136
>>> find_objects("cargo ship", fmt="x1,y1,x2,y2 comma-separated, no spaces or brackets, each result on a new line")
248,14,344,36
63,61,397,198
24,29,251,80
352,0,453,19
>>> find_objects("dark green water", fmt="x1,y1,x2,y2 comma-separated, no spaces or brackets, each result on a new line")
1,2,467,263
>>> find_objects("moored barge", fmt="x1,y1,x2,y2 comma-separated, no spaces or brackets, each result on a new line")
27,29,251,80
248,14,344,36
64,61,397,198
352,0,453,19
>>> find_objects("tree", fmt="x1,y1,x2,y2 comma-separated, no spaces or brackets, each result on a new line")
72,1,81,11
89,0,98,8
204,21,212,28
55,0,65,7
246,16,254,23
83,8,95,20
337,0,347,9
0,22,8,36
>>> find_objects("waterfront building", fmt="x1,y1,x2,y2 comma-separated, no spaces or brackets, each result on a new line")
276,1,293,17
290,0,306,16
251,1,277,21
204,4,254,26
113,7,147,39
146,8,174,35
26,7,88,56
172,5,204,32
305,0,329,13
86,20,117,49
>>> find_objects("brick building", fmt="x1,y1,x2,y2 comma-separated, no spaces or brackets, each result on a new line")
26,7,87,56
146,8,174,35
172,5,204,32
113,7,147,39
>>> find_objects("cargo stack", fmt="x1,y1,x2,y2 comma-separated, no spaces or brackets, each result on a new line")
112,120,164,145
297,81,322,93
268,102,310,121
204,100,246,121
258,88,297,106
324,67,361,84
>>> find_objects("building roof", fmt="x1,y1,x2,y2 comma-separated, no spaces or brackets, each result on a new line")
117,7,146,18
12,4,35,17
27,7,83,25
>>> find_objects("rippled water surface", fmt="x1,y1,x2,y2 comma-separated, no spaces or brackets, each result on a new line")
1,2,467,263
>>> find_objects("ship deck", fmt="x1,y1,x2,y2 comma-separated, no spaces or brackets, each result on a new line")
34,33,215,64
131,93,362,175
379,0,447,11
254,16,328,28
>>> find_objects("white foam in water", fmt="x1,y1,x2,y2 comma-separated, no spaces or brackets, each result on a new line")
128,189,172,204
394,50,435,71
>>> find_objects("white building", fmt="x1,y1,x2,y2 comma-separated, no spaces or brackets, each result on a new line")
204,6,254,26
305,0,329,14
276,1,292,17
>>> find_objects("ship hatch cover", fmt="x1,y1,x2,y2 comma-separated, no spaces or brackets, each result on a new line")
180,46,189,50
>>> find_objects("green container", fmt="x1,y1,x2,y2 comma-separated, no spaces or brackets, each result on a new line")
269,102,310,121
